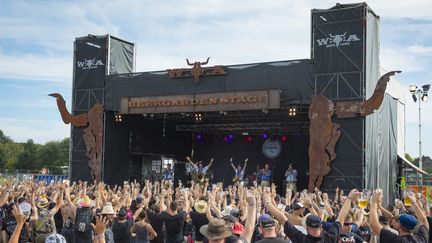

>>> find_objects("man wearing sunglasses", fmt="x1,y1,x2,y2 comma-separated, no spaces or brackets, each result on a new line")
339,214,366,243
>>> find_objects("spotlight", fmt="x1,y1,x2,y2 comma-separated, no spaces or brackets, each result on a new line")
412,93,417,102
281,136,287,142
262,133,268,139
288,107,296,116
262,109,269,114
195,113,202,121
228,134,234,140
243,136,253,144
115,114,122,122
421,84,430,92
223,136,228,142
196,133,202,140
422,93,428,102
409,85,418,93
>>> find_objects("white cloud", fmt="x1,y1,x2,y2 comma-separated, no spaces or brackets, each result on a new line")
407,45,432,56
0,118,69,144
0,51,72,84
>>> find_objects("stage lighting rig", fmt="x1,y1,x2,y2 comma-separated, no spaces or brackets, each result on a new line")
195,113,203,121
288,107,297,116
408,82,430,192
114,114,122,122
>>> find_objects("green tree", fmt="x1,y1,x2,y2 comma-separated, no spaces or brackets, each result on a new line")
37,138,69,168
1,142,24,169
405,153,414,162
15,139,40,170
0,129,12,143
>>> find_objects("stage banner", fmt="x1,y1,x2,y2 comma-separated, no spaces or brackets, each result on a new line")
120,90,280,114
312,3,366,100
74,37,107,91
109,37,134,75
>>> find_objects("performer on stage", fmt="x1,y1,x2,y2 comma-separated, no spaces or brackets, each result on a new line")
230,158,248,184
285,163,298,193
186,156,214,175
253,165,262,185
260,163,272,187
162,163,174,181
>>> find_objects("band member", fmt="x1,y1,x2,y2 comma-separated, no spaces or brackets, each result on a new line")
162,163,174,181
186,156,214,175
285,163,298,193
253,165,261,185
230,158,248,183
260,163,272,187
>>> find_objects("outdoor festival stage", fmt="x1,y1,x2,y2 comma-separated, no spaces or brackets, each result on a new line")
54,2,411,201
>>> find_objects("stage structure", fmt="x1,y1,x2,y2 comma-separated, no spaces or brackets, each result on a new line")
51,3,406,199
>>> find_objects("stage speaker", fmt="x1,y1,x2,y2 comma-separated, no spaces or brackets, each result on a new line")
174,163,187,186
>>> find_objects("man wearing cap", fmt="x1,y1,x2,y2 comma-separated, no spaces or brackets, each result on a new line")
264,188,359,242
255,214,286,243
370,190,429,242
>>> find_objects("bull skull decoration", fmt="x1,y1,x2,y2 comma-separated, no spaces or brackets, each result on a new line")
49,93,103,182
308,71,401,191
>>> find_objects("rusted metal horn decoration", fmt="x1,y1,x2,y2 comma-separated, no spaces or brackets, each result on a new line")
49,93,103,182
308,71,401,192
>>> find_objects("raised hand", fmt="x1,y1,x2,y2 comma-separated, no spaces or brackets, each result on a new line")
91,216,108,236
12,205,26,225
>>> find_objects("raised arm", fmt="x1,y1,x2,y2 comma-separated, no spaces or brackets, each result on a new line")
230,157,236,171
243,158,248,171
50,188,64,215
207,158,214,168
370,190,383,235
336,189,360,225
242,194,256,243
9,205,26,243
186,156,197,168
407,192,429,229
263,188,287,225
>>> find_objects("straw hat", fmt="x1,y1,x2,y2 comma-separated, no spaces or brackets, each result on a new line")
200,219,233,240
100,203,116,215
77,196,95,208
36,196,50,209
194,200,208,214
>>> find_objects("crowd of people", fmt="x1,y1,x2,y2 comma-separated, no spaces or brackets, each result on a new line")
0,175,430,243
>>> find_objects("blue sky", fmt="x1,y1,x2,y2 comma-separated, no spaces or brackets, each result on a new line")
0,0,431,158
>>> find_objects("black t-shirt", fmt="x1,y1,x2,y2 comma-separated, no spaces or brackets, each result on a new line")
340,232,364,243
256,236,287,243
112,218,133,243
427,217,432,243
380,225,429,243
284,220,341,243
160,211,187,243
189,211,209,241
203,234,240,243
147,210,164,243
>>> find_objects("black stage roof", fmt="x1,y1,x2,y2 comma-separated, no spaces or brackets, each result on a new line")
104,59,314,112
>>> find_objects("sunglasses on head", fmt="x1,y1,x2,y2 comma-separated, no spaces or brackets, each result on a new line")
343,222,353,226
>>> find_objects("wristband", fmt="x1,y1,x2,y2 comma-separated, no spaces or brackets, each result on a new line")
95,234,105,239
264,201,271,206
